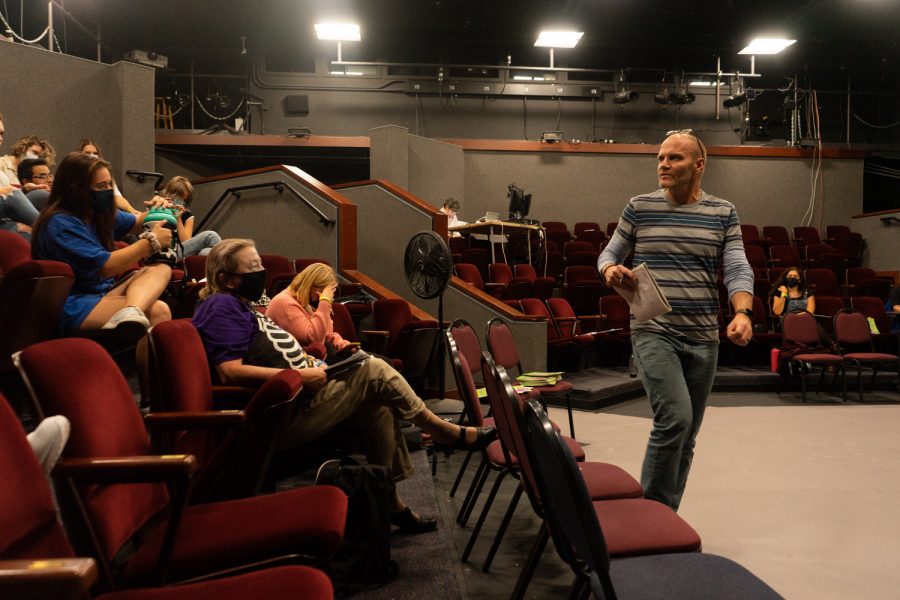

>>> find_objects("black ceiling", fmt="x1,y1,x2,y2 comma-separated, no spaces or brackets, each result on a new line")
19,0,900,90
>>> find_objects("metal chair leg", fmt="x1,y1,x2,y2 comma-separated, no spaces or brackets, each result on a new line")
450,449,474,497
459,460,492,526
565,392,575,439
461,469,508,562
482,482,523,572
457,458,487,524
512,524,549,600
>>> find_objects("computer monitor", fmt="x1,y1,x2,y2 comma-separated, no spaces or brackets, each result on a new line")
507,184,532,221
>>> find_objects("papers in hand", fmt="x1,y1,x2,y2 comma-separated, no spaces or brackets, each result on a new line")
611,263,672,323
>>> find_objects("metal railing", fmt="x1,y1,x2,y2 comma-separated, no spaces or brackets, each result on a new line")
195,181,337,232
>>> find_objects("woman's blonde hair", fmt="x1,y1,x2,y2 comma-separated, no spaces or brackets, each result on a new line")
288,263,337,311
200,238,256,299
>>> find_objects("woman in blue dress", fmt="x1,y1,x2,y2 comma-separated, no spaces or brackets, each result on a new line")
31,151,173,334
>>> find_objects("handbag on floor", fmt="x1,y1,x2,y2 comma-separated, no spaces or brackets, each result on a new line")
316,456,398,585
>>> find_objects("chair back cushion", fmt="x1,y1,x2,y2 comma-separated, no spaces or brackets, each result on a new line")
486,318,521,371
781,311,822,346
0,230,32,273
450,320,483,376
834,311,873,346
16,339,170,563
0,394,76,559
444,332,484,426
0,260,74,373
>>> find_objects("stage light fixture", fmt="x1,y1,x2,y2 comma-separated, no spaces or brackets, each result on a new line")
314,23,361,41
613,90,639,104
739,38,795,55
534,31,583,48
654,89,671,105
723,92,748,109
669,89,696,105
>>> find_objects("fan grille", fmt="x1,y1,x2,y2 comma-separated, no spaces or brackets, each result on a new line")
404,231,453,299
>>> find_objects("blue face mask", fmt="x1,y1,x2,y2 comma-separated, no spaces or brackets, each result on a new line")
89,188,115,213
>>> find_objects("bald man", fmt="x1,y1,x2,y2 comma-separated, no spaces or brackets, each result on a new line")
598,130,753,510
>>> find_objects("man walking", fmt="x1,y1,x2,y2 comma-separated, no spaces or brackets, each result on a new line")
598,130,753,510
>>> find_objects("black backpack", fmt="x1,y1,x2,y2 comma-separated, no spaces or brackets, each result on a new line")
316,457,398,585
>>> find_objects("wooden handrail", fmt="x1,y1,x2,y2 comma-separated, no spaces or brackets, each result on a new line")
334,179,449,238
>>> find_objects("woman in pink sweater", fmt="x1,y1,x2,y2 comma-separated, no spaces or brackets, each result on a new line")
267,262,350,351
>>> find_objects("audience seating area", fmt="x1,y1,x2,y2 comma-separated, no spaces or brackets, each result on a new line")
3,188,894,600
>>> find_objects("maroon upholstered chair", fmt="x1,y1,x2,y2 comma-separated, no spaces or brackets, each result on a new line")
855,278,892,302
489,263,533,300
833,311,898,402
14,338,346,587
813,295,847,336
0,258,74,378
455,262,502,297
518,396,780,600
781,311,845,403
519,298,590,373
850,296,898,355
514,263,556,300
258,253,293,296
573,222,602,238
460,247,491,282
182,255,207,282
368,298,440,394
805,268,841,297
744,244,769,276
486,361,699,597
606,222,618,237
598,293,633,367
485,317,575,436
825,224,851,242
0,230,32,273
762,225,791,246
769,244,804,269
563,240,595,261
148,319,300,502
0,393,334,600
793,226,822,247
465,352,642,573
834,233,864,268
447,320,570,526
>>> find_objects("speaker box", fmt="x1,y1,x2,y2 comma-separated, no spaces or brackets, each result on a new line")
284,94,310,115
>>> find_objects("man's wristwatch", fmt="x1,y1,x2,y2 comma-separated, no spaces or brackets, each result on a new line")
735,308,753,319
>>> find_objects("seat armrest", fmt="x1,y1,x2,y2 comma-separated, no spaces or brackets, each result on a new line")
52,455,197,484
144,410,246,431
0,558,97,600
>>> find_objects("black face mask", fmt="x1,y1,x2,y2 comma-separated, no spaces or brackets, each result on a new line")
229,269,267,302
89,188,115,213
786,277,800,288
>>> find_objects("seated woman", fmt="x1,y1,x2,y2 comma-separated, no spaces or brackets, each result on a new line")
770,267,816,317
193,238,496,533
79,138,143,216
159,175,221,257
267,262,347,352
31,152,173,334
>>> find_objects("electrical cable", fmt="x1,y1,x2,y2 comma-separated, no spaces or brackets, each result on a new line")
195,95,245,121
522,96,528,140
556,95,561,131
851,112,900,129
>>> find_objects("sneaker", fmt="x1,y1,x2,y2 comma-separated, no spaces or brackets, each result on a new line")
27,415,71,475
102,306,150,330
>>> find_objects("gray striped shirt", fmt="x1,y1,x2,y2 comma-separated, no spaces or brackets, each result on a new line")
598,189,754,343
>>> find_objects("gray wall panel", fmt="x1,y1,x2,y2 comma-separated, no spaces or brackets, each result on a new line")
0,44,155,207
409,135,465,210
851,212,900,273
369,125,408,187
190,171,340,263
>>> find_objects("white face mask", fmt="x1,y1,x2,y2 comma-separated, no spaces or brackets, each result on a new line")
25,151,40,160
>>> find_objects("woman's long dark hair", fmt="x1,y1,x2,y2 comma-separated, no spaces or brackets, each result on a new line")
31,152,115,253
768,266,807,298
